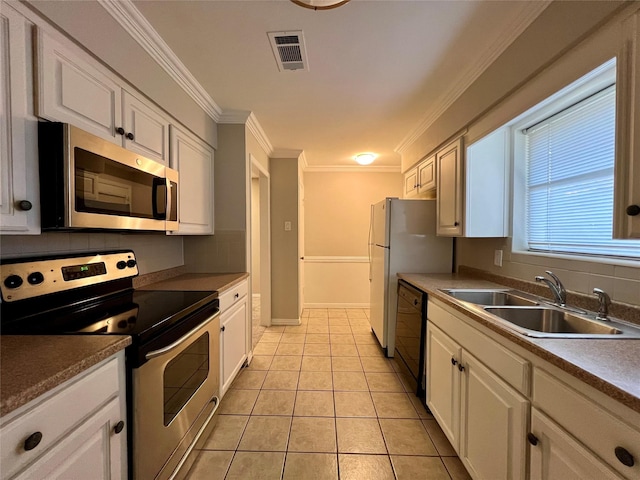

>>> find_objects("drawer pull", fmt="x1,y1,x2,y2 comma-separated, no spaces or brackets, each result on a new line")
457,363,465,372
527,433,539,446
234,293,239,299
114,421,125,435
23,432,43,451
451,358,457,366
615,447,635,467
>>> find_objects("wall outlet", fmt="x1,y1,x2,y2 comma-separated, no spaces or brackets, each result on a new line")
284,221,292,231
494,249,503,267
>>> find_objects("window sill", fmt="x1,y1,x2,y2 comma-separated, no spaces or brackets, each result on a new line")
511,249,640,269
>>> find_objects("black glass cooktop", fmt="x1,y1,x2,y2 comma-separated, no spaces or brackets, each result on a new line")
1,289,217,343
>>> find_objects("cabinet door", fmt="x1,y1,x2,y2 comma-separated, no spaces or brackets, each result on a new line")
220,299,248,397
35,28,122,143
459,351,529,480
530,408,622,480
615,11,640,238
418,155,436,194
404,168,418,198
169,125,214,234
122,90,170,164
426,323,461,450
436,138,463,236
0,4,40,234
14,398,125,480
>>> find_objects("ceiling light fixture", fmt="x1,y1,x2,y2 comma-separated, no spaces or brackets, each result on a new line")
354,153,376,165
290,0,350,11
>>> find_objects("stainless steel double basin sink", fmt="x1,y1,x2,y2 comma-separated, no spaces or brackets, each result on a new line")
441,289,640,339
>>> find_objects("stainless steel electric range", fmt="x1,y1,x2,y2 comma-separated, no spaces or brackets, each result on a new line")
0,250,220,480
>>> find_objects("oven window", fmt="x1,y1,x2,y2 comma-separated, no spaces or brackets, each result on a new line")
163,332,209,426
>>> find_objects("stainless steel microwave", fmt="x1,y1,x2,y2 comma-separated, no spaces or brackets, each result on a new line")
38,122,178,232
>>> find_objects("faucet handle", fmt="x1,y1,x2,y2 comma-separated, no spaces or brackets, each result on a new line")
593,288,611,321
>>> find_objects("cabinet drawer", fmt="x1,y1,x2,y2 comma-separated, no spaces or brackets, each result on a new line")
219,279,248,312
533,368,640,479
0,356,120,478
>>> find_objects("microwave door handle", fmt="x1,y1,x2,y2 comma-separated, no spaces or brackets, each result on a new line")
152,178,167,220
165,177,172,223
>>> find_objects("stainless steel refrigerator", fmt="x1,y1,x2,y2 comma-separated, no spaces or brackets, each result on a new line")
368,198,453,356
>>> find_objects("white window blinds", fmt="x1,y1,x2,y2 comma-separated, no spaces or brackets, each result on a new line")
525,85,640,259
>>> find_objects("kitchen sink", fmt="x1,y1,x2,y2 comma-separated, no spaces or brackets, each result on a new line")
442,289,539,307
483,307,640,339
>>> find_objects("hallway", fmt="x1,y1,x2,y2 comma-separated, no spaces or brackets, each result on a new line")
186,308,471,480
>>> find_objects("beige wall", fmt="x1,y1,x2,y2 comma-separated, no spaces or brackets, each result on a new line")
401,1,625,172
304,172,403,256
270,158,299,320
28,0,217,148
303,171,402,307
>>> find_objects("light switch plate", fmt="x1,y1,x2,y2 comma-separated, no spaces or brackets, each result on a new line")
494,249,503,267
284,221,292,231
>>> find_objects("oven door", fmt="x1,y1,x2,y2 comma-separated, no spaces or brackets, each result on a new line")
132,310,220,480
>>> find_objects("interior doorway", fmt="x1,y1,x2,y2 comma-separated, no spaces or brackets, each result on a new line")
250,156,272,337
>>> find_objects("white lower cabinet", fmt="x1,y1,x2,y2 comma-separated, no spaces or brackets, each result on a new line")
0,352,127,480
219,279,249,397
529,408,621,480
426,322,528,480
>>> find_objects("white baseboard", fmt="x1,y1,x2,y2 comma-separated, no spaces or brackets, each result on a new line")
271,318,301,326
303,303,370,309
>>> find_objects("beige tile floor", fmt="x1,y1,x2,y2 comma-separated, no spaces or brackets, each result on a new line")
186,308,472,480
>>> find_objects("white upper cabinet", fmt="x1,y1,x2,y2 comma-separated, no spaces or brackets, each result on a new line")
436,130,509,237
35,28,171,165
615,9,640,238
0,3,40,234
170,125,214,235
436,138,464,236
403,154,436,199
404,168,419,198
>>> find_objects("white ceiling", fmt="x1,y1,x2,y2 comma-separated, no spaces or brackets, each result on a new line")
132,0,548,168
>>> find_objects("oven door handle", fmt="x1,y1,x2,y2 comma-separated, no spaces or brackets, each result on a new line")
145,311,219,360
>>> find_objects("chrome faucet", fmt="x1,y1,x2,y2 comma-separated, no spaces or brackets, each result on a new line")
535,271,566,306
593,288,611,321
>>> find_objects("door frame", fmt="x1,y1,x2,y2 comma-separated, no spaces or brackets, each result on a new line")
250,155,272,327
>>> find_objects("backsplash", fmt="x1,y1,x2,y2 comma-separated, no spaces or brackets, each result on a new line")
0,232,184,275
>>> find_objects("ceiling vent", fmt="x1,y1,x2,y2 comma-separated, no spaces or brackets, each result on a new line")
268,31,309,72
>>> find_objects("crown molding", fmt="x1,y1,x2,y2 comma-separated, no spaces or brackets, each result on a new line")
219,110,274,156
271,149,303,159
99,0,222,121
303,165,401,173
395,0,551,155
219,111,251,123
299,151,309,170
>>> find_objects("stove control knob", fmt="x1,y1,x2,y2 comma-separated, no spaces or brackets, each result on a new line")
127,259,137,268
4,275,23,289
27,272,44,285
116,261,127,270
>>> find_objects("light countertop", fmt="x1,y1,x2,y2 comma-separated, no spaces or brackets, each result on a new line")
137,272,249,293
398,273,640,414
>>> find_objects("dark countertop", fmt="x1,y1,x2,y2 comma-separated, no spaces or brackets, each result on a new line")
398,273,640,414
1,335,131,417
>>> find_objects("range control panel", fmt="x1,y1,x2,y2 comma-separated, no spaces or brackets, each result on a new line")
0,251,138,302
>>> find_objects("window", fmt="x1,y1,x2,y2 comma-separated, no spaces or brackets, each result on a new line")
515,60,640,260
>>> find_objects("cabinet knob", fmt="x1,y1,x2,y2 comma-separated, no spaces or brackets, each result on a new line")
23,432,43,451
113,421,125,435
454,221,460,226
221,326,226,332
451,358,457,366
126,132,135,141
615,446,635,467
457,363,465,372
17,200,32,211
116,127,125,136
234,293,239,299
627,205,640,216
527,433,539,446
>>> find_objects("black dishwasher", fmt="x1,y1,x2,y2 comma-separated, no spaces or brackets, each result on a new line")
395,280,427,404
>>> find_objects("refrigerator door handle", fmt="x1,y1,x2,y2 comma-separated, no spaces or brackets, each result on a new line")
368,204,374,281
